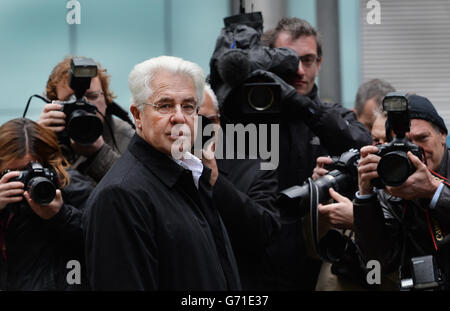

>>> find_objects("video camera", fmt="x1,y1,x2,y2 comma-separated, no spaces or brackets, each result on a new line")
56,58,104,145
209,11,300,124
1,162,58,205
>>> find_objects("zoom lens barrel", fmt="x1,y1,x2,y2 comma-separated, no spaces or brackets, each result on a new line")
27,176,56,205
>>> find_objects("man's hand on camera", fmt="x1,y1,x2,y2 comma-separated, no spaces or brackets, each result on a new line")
385,151,441,200
318,188,354,229
24,189,63,220
312,156,333,180
70,135,105,158
358,145,380,195
285,92,317,120
0,171,24,211
37,102,66,133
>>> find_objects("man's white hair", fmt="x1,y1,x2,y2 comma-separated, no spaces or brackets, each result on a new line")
129,55,205,111
202,83,219,112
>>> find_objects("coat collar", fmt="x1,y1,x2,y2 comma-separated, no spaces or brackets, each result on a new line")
127,134,187,188
436,145,450,178
307,84,319,102
128,134,211,189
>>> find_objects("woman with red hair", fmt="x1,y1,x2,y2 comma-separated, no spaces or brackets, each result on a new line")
0,118,93,290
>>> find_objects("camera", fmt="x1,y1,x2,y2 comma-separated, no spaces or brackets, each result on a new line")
57,57,103,145
400,255,444,290
278,148,360,212
373,92,424,187
278,149,361,264
2,162,59,205
209,11,299,124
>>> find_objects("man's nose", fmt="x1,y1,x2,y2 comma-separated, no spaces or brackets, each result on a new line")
169,105,186,123
297,61,306,76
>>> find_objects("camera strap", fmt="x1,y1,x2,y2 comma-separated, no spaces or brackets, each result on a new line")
107,102,136,130
309,178,323,260
23,94,51,118
424,169,449,251
308,177,335,263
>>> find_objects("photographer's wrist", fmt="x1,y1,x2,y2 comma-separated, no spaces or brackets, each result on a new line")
355,190,376,200
359,182,375,196
429,182,444,210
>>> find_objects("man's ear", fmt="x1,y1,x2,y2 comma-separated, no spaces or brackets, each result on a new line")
440,131,447,145
130,104,142,132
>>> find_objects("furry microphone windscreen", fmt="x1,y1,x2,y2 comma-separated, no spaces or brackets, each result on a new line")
217,49,251,88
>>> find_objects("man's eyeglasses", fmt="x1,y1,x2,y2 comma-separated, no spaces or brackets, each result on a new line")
146,102,198,116
299,54,320,67
85,91,105,102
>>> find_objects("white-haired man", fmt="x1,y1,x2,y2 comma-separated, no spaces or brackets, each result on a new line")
83,56,241,290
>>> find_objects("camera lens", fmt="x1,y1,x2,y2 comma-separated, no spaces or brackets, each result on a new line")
377,151,412,186
318,229,348,263
247,85,274,111
27,177,56,205
68,109,103,144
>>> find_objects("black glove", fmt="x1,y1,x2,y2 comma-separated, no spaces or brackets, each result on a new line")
283,91,320,122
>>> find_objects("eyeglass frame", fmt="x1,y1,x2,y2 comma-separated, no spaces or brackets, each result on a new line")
145,101,199,116
299,54,321,67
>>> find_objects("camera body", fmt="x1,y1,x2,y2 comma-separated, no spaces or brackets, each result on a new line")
400,255,445,290
2,162,59,205
279,148,360,212
57,58,103,145
58,96,103,145
373,92,424,187
374,137,423,187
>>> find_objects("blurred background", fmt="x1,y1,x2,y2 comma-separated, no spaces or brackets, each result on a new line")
1,0,449,140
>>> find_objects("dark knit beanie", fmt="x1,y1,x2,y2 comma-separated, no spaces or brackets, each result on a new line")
408,94,447,134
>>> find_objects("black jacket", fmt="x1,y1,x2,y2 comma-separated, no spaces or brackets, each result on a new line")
278,85,372,190
267,85,372,290
354,148,450,289
0,169,94,290
214,158,280,289
82,134,241,290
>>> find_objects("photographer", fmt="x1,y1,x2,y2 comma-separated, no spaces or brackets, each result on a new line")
262,17,372,290
355,94,450,290
38,57,135,183
312,112,390,229
0,118,93,290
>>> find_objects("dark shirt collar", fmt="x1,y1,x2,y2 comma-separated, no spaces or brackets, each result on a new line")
307,84,319,102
